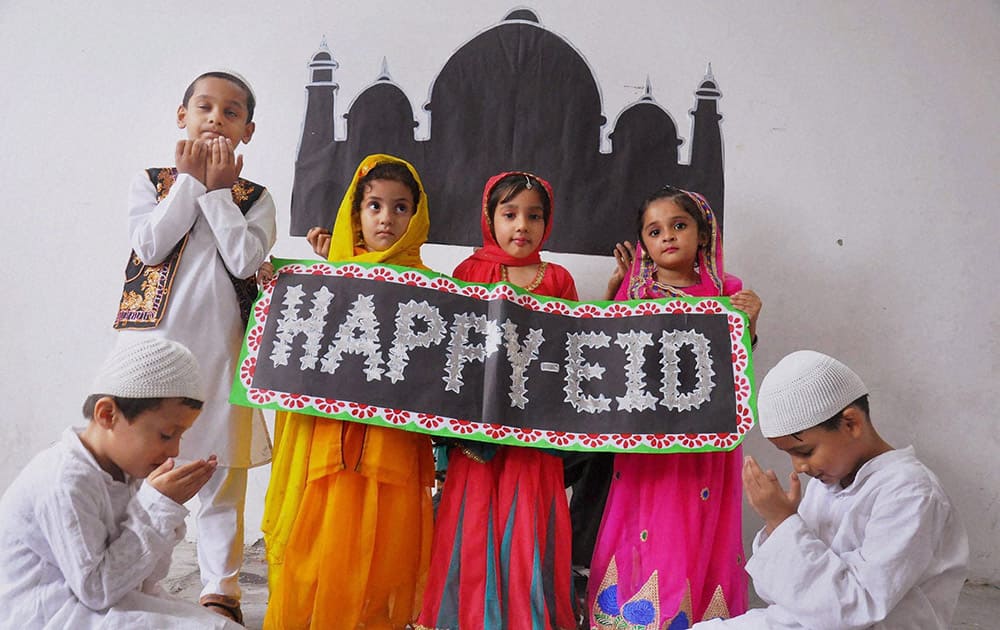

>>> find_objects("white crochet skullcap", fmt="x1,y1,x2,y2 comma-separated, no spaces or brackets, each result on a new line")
92,338,204,401
194,68,256,101
758,350,868,438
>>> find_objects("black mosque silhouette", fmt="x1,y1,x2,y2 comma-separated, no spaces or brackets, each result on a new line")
291,7,725,255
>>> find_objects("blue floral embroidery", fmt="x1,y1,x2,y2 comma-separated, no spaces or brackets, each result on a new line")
666,611,690,629
597,585,620,615
622,600,656,624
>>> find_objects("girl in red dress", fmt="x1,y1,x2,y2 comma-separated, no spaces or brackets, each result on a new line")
417,172,578,630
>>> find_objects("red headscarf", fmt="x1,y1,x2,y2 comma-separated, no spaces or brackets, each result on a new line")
460,171,555,281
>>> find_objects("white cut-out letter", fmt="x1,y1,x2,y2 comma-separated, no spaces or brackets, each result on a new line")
386,300,446,383
443,312,502,394
614,330,658,412
563,331,612,414
501,320,545,409
319,294,384,381
269,284,335,370
659,329,715,411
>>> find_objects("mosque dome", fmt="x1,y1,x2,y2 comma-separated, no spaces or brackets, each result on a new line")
425,9,605,159
344,61,418,150
609,79,682,160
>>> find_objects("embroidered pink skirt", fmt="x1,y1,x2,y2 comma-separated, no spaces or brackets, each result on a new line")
587,449,748,629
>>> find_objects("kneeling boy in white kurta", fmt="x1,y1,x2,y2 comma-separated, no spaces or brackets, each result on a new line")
0,338,242,629
694,350,968,629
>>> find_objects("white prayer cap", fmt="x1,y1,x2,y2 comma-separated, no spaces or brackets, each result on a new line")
193,68,256,102
758,350,868,438
92,338,204,401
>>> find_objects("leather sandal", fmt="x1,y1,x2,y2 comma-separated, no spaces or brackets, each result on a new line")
200,593,244,626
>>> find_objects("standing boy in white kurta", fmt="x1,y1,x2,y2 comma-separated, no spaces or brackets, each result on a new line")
112,71,276,623
694,350,968,630
0,338,242,629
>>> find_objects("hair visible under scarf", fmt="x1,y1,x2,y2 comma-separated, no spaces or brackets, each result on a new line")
624,187,724,299
327,154,429,270
470,171,555,269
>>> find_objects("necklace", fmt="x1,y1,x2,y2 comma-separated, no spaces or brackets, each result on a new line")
651,280,691,297
501,262,548,291
650,267,700,297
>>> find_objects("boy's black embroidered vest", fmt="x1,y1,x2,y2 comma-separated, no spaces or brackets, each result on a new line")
113,168,264,330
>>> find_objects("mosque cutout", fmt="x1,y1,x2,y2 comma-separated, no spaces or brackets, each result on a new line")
292,8,725,255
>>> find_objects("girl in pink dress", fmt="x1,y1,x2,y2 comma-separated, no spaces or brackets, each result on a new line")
588,186,761,629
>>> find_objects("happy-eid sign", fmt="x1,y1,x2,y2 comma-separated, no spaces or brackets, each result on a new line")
231,260,757,453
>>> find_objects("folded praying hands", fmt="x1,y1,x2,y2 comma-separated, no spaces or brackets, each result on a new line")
175,137,243,191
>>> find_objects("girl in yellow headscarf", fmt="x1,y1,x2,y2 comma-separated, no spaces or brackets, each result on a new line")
262,154,435,629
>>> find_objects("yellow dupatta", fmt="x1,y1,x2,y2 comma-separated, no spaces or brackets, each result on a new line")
328,153,429,269
262,154,434,599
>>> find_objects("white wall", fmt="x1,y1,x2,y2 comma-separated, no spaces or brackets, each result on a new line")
1,1,997,583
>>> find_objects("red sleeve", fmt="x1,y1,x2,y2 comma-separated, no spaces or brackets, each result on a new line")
452,257,501,284
545,263,578,301
561,274,579,301
451,258,474,281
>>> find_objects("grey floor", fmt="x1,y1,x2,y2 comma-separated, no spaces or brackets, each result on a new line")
165,540,999,629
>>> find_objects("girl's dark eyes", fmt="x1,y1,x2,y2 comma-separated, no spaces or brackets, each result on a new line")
366,201,381,211
674,222,688,230
394,204,411,214
160,433,172,441
498,209,542,221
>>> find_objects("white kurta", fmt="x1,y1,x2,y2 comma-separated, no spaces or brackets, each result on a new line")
117,171,276,467
693,447,968,630
0,428,242,629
